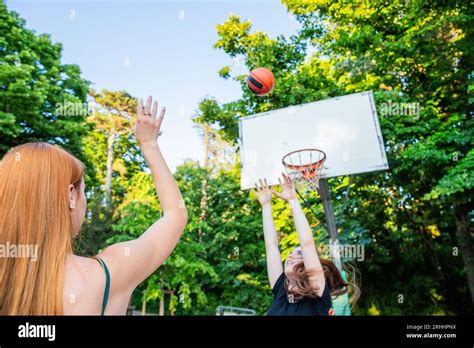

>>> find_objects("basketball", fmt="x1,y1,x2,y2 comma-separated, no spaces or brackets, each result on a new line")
247,67,275,96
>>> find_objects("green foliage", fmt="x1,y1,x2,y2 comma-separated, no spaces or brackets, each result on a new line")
4,0,471,315
98,0,473,315
206,0,473,314
0,1,90,159
194,98,241,143
77,90,143,257
111,161,275,314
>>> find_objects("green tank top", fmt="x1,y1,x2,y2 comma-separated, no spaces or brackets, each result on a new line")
94,257,110,315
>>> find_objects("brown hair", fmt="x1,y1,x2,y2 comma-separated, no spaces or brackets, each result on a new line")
0,142,84,314
285,258,347,299
285,256,360,305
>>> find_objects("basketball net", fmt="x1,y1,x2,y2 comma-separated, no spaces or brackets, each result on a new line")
282,149,326,193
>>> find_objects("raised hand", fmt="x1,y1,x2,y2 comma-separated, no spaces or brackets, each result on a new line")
134,96,166,147
273,173,297,202
252,178,273,206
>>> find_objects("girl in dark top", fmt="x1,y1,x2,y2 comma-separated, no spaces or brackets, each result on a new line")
253,174,349,316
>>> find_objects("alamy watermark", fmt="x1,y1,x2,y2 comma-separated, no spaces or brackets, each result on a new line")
0,242,38,262
18,322,55,341
55,102,93,117
379,100,420,120
321,243,365,262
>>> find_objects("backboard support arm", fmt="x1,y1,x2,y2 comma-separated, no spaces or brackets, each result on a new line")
318,179,343,272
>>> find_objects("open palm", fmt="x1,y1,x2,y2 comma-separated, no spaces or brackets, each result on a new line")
134,96,165,147
252,179,273,206
274,173,297,201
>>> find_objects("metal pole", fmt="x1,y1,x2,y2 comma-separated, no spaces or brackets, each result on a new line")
318,179,343,272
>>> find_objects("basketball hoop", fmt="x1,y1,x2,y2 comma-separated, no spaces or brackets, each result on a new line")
282,148,326,192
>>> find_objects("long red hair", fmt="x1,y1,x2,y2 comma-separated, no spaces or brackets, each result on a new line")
0,142,84,314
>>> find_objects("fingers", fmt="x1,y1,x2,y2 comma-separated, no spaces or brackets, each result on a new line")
287,175,294,186
259,178,269,190
145,96,152,115
155,107,166,127
282,172,293,186
255,179,272,192
255,178,300,192
151,100,158,120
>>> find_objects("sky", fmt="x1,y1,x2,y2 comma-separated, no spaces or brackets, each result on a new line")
6,0,301,170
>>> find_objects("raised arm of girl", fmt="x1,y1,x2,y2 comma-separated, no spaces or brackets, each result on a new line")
274,173,325,297
98,96,188,295
253,179,283,288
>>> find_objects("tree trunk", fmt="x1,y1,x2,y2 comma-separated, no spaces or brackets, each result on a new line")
454,202,474,303
105,131,115,206
198,124,210,242
421,228,445,284
159,298,164,316
200,124,209,218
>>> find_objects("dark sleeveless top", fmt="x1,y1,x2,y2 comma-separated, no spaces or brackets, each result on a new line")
94,257,110,316
267,273,332,316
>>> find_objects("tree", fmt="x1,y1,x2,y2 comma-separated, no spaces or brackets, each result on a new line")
207,1,473,313
88,90,138,206
76,90,144,257
0,1,90,160
283,0,473,305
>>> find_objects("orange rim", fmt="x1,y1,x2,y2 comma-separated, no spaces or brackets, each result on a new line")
282,148,326,179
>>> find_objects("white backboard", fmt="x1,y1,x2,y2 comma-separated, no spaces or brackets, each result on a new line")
239,91,388,190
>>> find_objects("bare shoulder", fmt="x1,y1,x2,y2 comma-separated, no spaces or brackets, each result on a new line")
62,254,105,315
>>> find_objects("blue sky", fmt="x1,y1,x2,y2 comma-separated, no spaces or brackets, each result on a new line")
7,0,301,170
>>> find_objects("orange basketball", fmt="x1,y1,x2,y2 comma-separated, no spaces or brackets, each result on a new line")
247,67,275,96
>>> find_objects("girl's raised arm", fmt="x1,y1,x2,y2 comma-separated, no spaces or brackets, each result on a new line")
253,179,283,288
98,96,188,294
